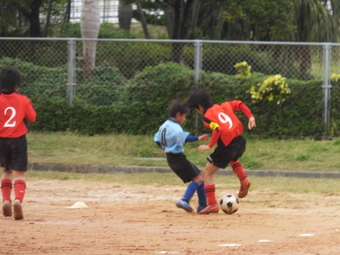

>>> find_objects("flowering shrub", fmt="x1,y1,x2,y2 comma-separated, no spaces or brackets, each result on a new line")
330,73,340,85
234,61,251,79
247,74,291,105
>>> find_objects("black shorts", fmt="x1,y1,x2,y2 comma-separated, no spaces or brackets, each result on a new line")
166,153,201,183
207,136,246,169
0,135,28,171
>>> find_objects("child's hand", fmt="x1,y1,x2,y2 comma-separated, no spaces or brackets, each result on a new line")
198,134,209,141
198,144,211,152
248,117,256,130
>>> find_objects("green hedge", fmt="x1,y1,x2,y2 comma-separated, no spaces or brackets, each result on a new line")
0,58,332,138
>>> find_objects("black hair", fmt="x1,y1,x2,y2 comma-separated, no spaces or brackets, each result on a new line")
0,66,22,91
168,100,189,118
186,88,213,111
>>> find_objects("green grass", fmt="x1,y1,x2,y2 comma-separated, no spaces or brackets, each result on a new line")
27,170,340,194
27,131,340,172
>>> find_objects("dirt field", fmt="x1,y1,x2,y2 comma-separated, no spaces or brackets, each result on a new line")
1,179,340,255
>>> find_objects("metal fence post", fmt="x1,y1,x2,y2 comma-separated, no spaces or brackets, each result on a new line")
194,40,202,83
67,39,76,105
322,43,332,136
194,40,203,134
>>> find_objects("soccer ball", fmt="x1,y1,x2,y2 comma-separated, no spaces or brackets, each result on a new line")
219,194,240,214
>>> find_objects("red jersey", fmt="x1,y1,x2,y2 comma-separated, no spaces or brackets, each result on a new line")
0,91,36,138
202,100,253,148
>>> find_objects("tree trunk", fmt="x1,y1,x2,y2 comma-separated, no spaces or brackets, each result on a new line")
44,0,53,37
189,0,200,38
80,0,100,79
27,0,43,37
135,0,151,39
164,2,174,38
0,3,8,37
64,0,71,22
118,3,132,31
299,45,311,79
168,0,195,63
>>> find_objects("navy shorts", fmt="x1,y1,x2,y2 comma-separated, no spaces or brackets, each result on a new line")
0,135,28,171
166,152,201,183
207,136,246,169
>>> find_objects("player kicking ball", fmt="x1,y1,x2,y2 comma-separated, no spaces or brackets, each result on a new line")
0,67,36,220
186,88,256,214
154,100,209,213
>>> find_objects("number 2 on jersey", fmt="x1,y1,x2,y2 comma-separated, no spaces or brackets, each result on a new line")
4,107,16,127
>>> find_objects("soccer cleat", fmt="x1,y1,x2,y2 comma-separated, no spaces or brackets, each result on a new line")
196,205,207,213
198,204,219,214
176,200,193,213
2,201,12,217
238,178,251,198
13,200,23,220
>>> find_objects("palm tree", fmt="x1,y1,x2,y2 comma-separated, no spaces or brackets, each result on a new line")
294,0,340,77
80,0,100,79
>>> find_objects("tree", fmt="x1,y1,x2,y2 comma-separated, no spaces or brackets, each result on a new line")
80,0,100,79
294,0,340,78
64,0,71,22
135,0,151,39
164,0,197,62
43,0,54,37
17,0,44,37
118,1,133,31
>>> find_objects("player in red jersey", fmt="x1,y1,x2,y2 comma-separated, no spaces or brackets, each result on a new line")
0,66,36,220
186,88,256,214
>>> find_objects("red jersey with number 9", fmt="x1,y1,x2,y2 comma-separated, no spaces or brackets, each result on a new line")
203,100,253,148
0,91,36,138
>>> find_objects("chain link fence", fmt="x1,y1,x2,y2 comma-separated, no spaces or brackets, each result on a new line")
1,38,340,134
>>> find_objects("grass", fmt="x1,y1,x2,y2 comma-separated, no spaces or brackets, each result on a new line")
27,131,340,172
27,170,340,194
25,131,340,195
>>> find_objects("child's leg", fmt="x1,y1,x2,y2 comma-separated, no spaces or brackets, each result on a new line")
1,178,12,203
196,181,207,209
1,169,13,217
12,171,26,220
199,162,220,214
230,160,247,181
230,160,251,198
176,181,199,213
14,178,26,203
182,181,199,202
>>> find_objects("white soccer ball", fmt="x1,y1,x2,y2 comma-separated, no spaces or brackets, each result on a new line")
219,194,240,214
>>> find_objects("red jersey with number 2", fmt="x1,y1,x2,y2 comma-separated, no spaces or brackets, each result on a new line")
203,100,253,148
0,92,36,138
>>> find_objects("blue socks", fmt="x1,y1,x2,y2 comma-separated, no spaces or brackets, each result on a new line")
182,181,207,207
197,182,207,207
182,181,199,202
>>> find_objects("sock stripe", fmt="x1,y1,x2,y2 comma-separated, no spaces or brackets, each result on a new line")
1,183,12,188
14,180,26,188
231,163,241,170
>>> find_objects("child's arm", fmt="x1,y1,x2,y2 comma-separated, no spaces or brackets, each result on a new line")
248,117,256,130
185,134,209,143
228,100,256,130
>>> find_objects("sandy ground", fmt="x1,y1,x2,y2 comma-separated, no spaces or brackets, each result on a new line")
1,179,340,255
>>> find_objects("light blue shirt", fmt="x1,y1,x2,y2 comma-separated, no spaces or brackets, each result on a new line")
154,119,189,154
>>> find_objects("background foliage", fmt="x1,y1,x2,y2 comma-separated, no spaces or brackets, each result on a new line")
1,56,335,139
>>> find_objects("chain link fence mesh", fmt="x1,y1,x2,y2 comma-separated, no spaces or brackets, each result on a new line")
1,38,340,134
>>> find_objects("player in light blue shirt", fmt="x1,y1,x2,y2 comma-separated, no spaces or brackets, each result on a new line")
154,100,209,213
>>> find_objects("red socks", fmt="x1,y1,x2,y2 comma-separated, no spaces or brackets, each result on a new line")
1,179,12,202
204,184,217,205
230,160,247,181
14,179,26,203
